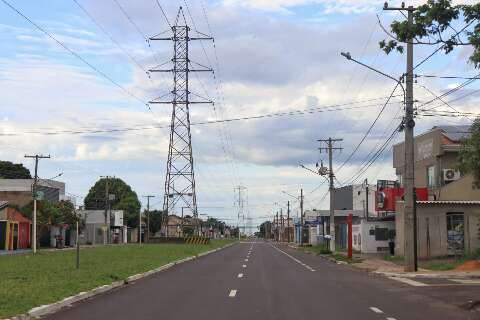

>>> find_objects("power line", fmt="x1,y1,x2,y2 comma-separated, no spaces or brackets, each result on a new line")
154,0,172,28
336,83,402,176
1,97,403,136
72,0,150,75
0,0,149,108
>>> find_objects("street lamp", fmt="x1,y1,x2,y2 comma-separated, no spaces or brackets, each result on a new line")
340,52,406,96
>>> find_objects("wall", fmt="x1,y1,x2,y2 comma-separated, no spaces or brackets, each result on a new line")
333,186,353,210
0,191,31,207
352,220,395,253
396,201,480,258
352,184,376,215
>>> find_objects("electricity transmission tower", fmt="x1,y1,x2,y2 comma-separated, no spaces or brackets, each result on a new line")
235,185,247,239
149,7,213,234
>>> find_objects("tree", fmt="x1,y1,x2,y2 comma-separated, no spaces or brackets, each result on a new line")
0,160,31,179
459,119,480,187
379,1,480,67
84,177,141,228
148,209,164,235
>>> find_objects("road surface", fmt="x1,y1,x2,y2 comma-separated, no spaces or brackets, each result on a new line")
47,241,478,320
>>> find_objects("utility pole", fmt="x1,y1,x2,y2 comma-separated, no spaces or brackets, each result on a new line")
384,2,417,272
300,189,303,245
149,8,213,233
365,178,369,220
143,195,155,243
276,211,279,242
318,138,343,252
100,176,113,244
25,154,50,254
287,200,290,243
280,208,284,242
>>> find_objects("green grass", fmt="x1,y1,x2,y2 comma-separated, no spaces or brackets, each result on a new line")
383,255,404,264
0,239,235,318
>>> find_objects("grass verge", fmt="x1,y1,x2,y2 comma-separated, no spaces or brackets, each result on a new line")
0,239,235,318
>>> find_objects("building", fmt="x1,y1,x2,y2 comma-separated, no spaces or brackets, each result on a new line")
166,214,183,237
393,125,480,258
333,183,376,215
77,209,126,245
393,125,470,198
0,179,66,207
0,201,32,250
395,200,480,258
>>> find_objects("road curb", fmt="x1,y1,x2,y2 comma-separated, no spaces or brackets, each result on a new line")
4,241,237,320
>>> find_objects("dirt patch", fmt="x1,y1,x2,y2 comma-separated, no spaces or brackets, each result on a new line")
454,260,480,271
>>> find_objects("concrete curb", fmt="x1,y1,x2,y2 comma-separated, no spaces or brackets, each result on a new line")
5,241,238,320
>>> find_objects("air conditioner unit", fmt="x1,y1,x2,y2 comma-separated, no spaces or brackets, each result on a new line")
443,169,460,182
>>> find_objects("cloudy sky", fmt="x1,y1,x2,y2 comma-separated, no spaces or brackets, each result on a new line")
0,0,478,231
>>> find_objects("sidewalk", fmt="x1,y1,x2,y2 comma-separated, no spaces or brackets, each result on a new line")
353,254,480,279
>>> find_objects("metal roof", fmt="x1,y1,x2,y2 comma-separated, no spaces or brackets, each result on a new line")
417,200,480,205
433,125,471,142
0,200,8,209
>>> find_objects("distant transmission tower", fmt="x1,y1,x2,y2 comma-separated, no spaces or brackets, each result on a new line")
149,7,213,234
235,185,247,238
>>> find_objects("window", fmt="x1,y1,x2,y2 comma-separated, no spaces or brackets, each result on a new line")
427,166,435,188
447,213,464,252
354,235,357,245
375,228,389,241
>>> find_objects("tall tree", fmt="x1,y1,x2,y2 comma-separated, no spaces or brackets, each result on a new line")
0,160,32,179
459,119,480,187
380,1,480,67
84,177,141,228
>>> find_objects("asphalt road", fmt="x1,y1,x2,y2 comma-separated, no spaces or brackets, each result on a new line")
46,241,478,320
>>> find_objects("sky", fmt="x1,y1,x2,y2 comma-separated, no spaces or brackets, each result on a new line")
0,0,479,232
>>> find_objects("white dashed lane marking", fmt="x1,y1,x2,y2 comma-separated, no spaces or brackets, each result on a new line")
386,317,397,320
245,259,248,262
229,289,237,297
242,264,247,268
369,307,383,314
238,273,243,278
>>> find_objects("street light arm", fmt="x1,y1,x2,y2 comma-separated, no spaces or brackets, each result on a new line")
340,51,405,95
299,164,320,176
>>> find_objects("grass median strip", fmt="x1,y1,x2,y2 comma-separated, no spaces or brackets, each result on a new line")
0,239,235,318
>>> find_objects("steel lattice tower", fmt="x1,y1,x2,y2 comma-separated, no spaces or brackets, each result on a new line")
149,7,212,234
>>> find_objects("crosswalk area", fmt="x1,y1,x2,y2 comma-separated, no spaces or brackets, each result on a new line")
388,276,480,287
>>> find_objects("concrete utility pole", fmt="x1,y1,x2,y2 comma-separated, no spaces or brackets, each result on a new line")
143,195,155,242
280,208,284,242
319,138,343,252
100,176,113,244
300,189,303,245
287,201,290,243
276,211,279,242
24,154,50,254
384,2,417,272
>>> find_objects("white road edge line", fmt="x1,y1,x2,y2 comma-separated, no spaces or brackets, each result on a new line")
238,273,243,278
369,307,383,314
388,276,429,287
229,289,237,297
270,244,315,272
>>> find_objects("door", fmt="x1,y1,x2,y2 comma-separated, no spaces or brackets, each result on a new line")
12,223,18,250
447,213,464,255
